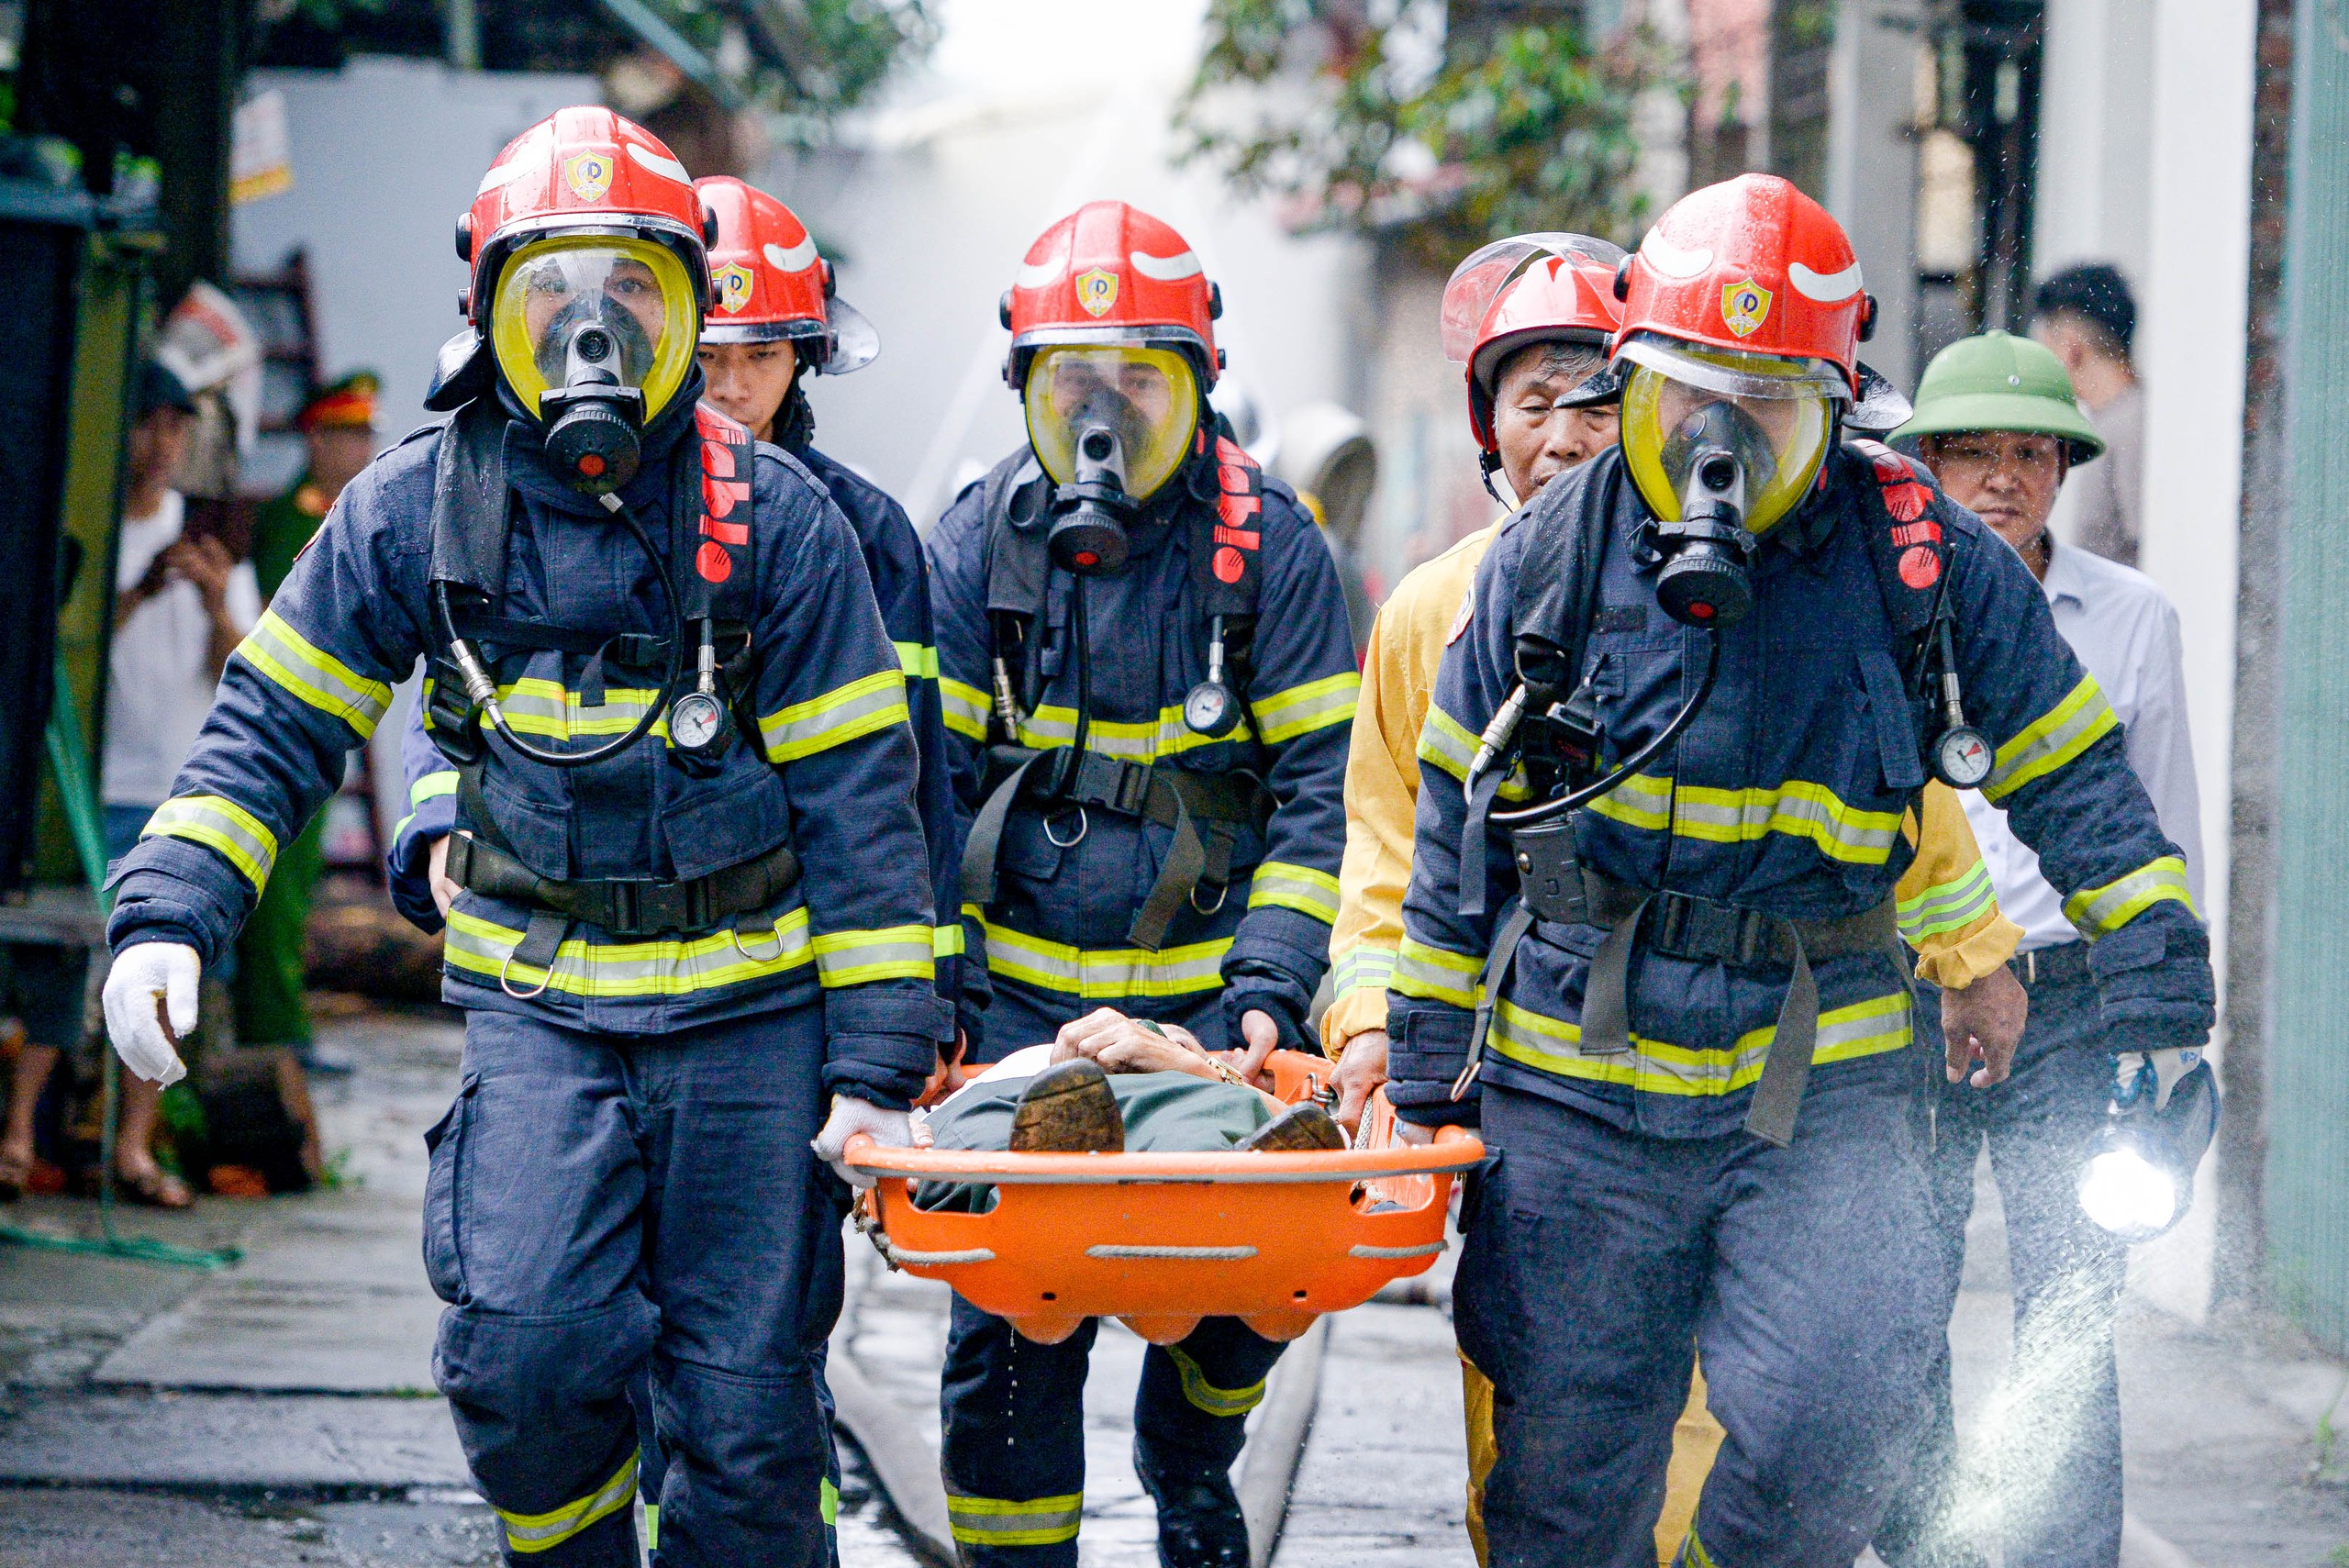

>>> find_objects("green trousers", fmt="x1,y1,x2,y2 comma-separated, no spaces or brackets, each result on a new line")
233,815,324,1048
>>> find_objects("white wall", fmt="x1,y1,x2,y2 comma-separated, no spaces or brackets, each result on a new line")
1824,0,1924,390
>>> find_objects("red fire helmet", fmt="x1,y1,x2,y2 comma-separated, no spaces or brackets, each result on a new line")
693,175,879,373
1001,201,1223,391
1612,173,1873,393
1440,232,1627,452
457,106,711,324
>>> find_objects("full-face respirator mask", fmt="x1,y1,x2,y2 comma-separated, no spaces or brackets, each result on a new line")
1023,344,1201,576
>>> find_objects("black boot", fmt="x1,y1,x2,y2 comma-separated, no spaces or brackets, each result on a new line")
1235,1102,1346,1152
1141,1466,1251,1568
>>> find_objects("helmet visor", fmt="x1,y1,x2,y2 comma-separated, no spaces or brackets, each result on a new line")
490,236,698,421
1023,345,1200,501
1620,350,1836,536
1441,233,1628,364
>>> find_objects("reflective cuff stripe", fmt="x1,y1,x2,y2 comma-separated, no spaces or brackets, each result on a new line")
1416,707,1479,784
1486,991,1911,1096
395,770,460,843
235,609,395,740
813,925,936,987
143,795,280,894
1585,771,1674,831
1391,937,1482,1008
1167,1344,1267,1418
1333,945,1397,999
1015,703,1252,762
896,640,940,680
945,1491,1085,1548
1252,671,1360,743
761,670,910,763
934,922,965,957
822,1477,839,1527
1247,861,1341,924
980,918,1230,998
496,1453,638,1554
444,906,815,997
941,678,991,741
1983,673,2120,802
2063,855,2197,936
1898,861,1998,943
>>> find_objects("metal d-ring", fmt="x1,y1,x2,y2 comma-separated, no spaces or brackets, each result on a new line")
729,918,786,964
1191,880,1229,915
498,949,553,1000
1045,806,1089,848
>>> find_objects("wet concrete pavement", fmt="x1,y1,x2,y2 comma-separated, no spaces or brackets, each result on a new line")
0,1006,2343,1565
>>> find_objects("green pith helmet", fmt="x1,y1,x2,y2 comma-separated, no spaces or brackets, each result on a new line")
1891,328,2106,463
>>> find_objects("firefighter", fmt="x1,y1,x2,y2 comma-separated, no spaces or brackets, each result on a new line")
98,108,945,1568
926,201,1357,1566
1325,231,2023,1565
1386,175,2212,1566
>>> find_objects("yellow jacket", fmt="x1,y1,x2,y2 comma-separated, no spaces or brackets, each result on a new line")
1324,517,2022,1053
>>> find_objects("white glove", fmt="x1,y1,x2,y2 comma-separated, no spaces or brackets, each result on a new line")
812,1095,912,1189
101,942,198,1088
2115,1047,2203,1112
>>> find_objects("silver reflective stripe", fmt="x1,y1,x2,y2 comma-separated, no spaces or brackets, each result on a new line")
940,678,991,740
443,907,815,997
760,670,909,762
1247,861,1341,923
2062,855,2197,935
143,795,280,893
1415,706,1479,783
235,609,394,739
1983,673,2119,801
1333,945,1397,998
945,1491,1085,1548
1391,939,1481,1007
812,925,935,987
496,1453,638,1554
979,918,1230,997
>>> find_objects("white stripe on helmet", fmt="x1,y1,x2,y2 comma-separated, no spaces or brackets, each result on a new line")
1789,261,1865,302
765,238,819,273
1130,249,1202,281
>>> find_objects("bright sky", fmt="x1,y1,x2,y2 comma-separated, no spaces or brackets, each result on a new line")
927,0,1209,91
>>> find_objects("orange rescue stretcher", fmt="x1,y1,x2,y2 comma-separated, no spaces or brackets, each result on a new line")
843,1051,1486,1347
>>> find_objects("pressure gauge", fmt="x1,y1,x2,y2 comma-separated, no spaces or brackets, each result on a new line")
669,691,729,757
1183,680,1241,739
1932,725,1994,789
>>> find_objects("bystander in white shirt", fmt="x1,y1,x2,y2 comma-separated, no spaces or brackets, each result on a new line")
103,491,262,807
1960,537,2201,950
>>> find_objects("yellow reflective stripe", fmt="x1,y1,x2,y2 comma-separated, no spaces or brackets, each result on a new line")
945,1490,1085,1548
761,669,910,763
444,906,815,997
822,1477,839,1527
895,640,940,680
1167,1344,1266,1417
492,679,665,741
1584,771,1675,831
1252,670,1360,743
1669,780,1903,865
497,1453,638,1554
979,917,1230,998
941,677,991,741
1247,860,1341,924
1678,1527,1720,1568
2062,855,2197,936
235,609,395,739
395,770,460,840
143,795,279,893
1015,703,1253,762
643,1503,658,1551
1333,944,1397,999
1391,937,1482,1008
1416,706,1479,784
812,924,936,987
934,922,965,957
1486,992,1911,1095
1983,673,2120,802
1898,861,1998,942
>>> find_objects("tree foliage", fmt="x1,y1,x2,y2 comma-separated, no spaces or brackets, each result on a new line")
1178,0,1658,267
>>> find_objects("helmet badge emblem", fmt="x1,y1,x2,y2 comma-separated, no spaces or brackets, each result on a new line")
563,150,615,203
1075,268,1119,317
1721,278,1772,339
713,262,754,315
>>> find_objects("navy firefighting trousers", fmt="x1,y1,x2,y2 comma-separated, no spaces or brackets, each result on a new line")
938,1297,1285,1563
1874,954,2130,1568
423,1004,843,1567
1453,1073,1944,1567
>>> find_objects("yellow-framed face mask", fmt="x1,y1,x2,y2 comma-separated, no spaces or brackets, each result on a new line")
1617,337,1842,536
490,235,698,422
1023,344,1201,503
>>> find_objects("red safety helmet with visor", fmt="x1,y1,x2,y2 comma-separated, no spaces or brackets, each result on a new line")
1610,174,1877,535
1440,232,1628,455
457,106,710,427
693,175,879,373
1004,202,1223,503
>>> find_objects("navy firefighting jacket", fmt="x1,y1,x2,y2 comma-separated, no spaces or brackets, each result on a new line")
1388,445,2213,1136
107,394,949,1107
387,438,974,1041
928,452,1359,1053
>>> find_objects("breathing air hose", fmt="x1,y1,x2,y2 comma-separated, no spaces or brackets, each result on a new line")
1487,629,1723,829
0,654,240,1271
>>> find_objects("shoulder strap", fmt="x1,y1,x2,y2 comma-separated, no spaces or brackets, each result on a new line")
979,447,1051,619
690,402,757,621
1843,438,1948,641
1508,450,1624,697
1190,434,1265,621
427,400,511,595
